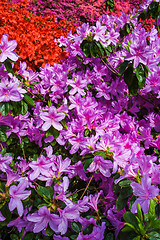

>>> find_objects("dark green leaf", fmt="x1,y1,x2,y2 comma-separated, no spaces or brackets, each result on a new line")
80,40,91,58
37,185,51,200
4,59,13,73
119,186,133,199
46,226,54,236
0,130,7,142
22,233,35,240
148,232,160,240
83,224,94,235
10,234,19,240
104,232,114,240
132,236,141,240
71,222,82,233
0,125,10,131
90,41,99,58
20,100,28,115
150,219,160,230
123,212,139,229
124,67,139,95
0,102,9,116
135,64,146,89
119,180,133,187
83,158,93,171
118,60,129,75
116,196,128,211
23,94,35,107
70,234,78,240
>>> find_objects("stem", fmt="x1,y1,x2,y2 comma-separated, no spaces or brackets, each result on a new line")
156,17,160,36
100,57,119,76
80,173,94,200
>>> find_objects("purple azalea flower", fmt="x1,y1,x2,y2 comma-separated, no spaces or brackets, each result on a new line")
0,34,19,62
131,173,159,214
0,212,5,221
107,206,125,239
29,155,54,180
87,190,102,211
53,235,69,240
40,106,65,131
9,180,31,217
0,81,26,102
27,206,61,233
87,155,113,177
58,205,80,235
77,222,106,240
0,154,13,172
125,38,154,68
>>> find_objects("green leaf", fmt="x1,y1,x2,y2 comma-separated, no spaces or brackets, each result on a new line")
137,203,143,222
121,225,135,232
37,186,51,200
124,67,139,95
80,40,91,58
23,94,35,107
119,180,133,187
124,222,137,232
0,130,7,142
95,41,105,57
119,186,133,199
83,224,94,235
45,226,54,236
132,236,141,240
70,234,78,240
90,41,99,58
149,219,160,230
148,199,156,221
83,158,93,171
0,125,10,131
0,102,9,116
22,233,35,240
135,64,146,89
20,100,28,115
123,212,139,230
104,232,114,240
94,150,106,159
148,232,160,240
4,59,13,73
10,234,19,240
71,222,82,233
60,119,68,130
118,60,129,75
116,196,128,211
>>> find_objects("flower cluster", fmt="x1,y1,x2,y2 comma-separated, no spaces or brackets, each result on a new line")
0,0,76,70
26,0,143,26
0,0,160,240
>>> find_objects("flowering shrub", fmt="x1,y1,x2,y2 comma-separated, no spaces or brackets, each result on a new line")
26,0,143,26
0,0,76,70
1,0,160,240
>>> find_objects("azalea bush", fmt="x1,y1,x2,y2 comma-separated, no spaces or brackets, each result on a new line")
0,0,76,71
26,0,143,26
1,0,160,240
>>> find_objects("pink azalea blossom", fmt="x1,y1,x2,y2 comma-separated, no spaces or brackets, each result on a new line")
40,106,65,131
0,34,19,62
131,173,159,214
9,180,31,217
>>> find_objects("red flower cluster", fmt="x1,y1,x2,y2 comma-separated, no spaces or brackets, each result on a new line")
0,0,76,70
